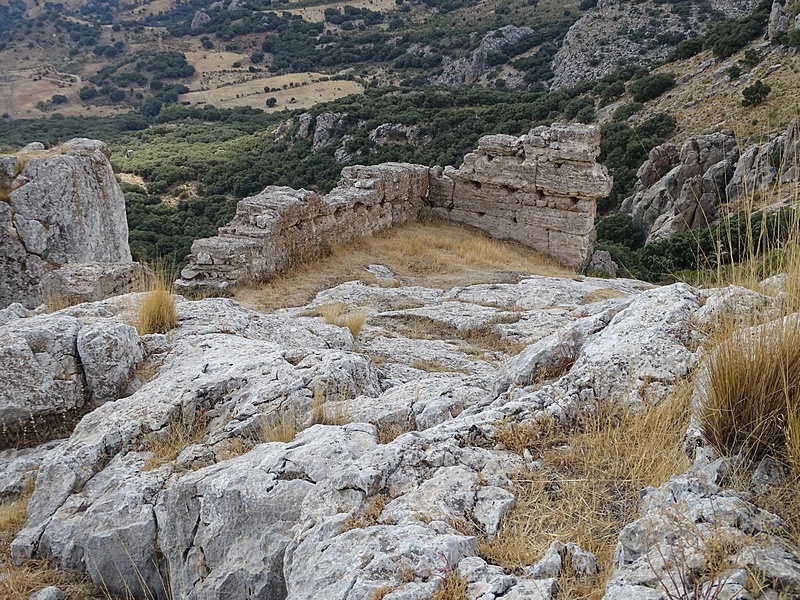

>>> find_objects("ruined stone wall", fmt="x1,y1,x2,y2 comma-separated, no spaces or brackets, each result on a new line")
177,163,429,288
178,124,611,289
428,124,612,268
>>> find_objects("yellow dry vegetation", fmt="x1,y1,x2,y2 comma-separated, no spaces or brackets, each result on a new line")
136,264,178,335
180,70,363,112
646,46,800,140
235,219,574,311
282,0,396,22
483,389,692,599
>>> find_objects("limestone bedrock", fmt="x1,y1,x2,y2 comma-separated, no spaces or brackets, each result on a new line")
0,139,133,309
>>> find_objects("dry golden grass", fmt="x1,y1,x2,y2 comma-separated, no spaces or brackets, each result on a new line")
481,388,692,598
136,266,177,335
180,70,363,112
261,409,301,444
234,220,573,311
310,302,369,338
698,317,800,463
0,485,104,600
581,288,628,304
375,420,416,444
261,385,350,444
692,180,800,467
342,494,387,531
409,359,469,374
142,414,207,471
645,43,800,140
431,570,468,600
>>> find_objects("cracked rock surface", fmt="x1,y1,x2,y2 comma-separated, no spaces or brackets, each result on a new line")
4,275,799,599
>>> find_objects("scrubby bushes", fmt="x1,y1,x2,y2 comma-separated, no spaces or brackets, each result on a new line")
627,73,675,103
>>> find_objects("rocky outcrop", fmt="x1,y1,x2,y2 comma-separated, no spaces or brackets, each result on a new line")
190,9,211,30
5,271,799,600
620,131,739,244
177,164,429,288
0,139,134,309
606,452,800,599
550,0,759,89
621,118,800,244
429,124,612,268
768,1,791,38
727,117,800,201
5,273,653,599
369,123,431,148
433,25,533,87
293,111,346,149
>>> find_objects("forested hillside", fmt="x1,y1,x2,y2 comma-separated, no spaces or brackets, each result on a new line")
0,0,797,279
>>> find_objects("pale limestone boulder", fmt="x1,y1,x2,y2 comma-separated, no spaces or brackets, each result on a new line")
0,139,132,309
77,321,144,406
0,440,64,499
284,521,477,599
0,313,84,427
40,262,148,306
604,460,800,600
157,424,378,600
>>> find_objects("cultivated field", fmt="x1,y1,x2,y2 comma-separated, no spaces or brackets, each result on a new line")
180,72,363,111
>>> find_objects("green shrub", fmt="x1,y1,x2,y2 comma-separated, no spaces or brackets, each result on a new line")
628,73,675,103
741,80,771,107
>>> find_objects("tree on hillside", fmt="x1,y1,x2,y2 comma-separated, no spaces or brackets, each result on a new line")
741,80,771,107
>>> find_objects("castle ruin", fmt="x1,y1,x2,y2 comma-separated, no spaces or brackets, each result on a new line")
177,123,612,289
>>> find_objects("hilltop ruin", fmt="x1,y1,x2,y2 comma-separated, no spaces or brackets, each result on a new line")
177,123,612,289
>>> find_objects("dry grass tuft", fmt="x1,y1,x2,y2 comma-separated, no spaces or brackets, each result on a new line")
235,220,573,311
409,359,469,374
1,409,88,451
343,494,388,531
310,302,369,338
431,570,468,600
261,386,350,444
481,388,692,597
43,292,83,313
136,266,178,335
142,414,207,471
492,413,563,457
698,316,800,463
261,409,300,444
375,420,416,444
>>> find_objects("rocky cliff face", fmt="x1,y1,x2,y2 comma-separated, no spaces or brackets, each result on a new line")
622,118,800,243
620,131,739,244
550,0,759,89
433,25,534,87
0,139,133,309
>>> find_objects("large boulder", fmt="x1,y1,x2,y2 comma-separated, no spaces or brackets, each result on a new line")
0,139,133,309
